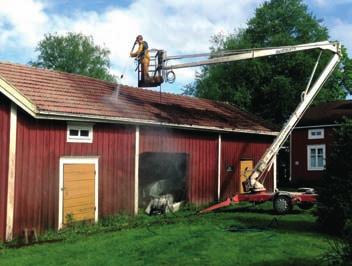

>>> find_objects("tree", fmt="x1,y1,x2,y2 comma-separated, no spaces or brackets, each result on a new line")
184,0,352,125
317,119,352,234
30,32,116,82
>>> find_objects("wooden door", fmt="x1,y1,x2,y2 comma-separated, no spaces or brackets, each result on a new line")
239,160,253,193
63,164,95,224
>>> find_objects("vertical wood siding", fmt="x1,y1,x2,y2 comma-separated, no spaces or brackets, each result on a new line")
140,127,218,205
11,110,275,238
0,95,10,241
291,127,334,183
220,134,274,199
13,110,135,236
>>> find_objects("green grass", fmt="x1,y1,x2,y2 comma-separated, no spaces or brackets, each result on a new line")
0,203,334,266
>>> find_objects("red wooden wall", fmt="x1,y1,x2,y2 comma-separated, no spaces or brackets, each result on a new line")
13,110,135,236
9,110,275,237
0,96,10,241
140,127,218,205
220,134,274,198
291,127,334,183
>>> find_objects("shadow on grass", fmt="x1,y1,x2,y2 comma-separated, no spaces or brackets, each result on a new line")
207,205,323,234
251,258,320,266
228,215,321,234
215,205,303,215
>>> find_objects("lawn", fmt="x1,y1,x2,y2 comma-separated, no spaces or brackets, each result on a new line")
0,203,334,266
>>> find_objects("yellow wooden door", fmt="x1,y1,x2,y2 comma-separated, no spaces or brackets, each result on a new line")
63,164,95,224
239,160,253,193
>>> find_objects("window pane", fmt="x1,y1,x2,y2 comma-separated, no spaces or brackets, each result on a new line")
317,148,323,155
311,149,316,156
310,154,316,167
80,130,89,137
317,155,324,167
69,129,79,136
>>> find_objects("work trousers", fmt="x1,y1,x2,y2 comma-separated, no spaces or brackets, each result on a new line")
141,57,150,80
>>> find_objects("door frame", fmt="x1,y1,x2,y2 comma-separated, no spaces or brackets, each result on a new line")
239,159,254,193
58,157,99,229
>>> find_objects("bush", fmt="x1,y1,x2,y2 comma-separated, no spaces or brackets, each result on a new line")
317,118,352,234
322,219,352,265
317,118,352,265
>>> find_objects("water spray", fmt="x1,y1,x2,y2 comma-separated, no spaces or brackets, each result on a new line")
120,40,137,79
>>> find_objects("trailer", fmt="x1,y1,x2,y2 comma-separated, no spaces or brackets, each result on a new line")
200,188,317,214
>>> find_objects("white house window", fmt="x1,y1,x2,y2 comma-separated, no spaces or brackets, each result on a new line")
307,144,326,171
308,128,324,139
67,124,93,143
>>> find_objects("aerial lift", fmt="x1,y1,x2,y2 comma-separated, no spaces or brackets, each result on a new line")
135,41,342,214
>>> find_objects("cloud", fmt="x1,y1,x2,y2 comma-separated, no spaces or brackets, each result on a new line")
311,0,352,7
329,19,352,52
0,0,264,92
0,0,49,51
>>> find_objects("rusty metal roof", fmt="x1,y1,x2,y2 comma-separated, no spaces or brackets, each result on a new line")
0,62,276,134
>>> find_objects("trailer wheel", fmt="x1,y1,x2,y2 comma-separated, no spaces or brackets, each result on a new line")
273,196,292,214
297,202,314,210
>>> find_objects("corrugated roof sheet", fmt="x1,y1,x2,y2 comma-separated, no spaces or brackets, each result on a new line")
0,62,275,133
298,100,352,126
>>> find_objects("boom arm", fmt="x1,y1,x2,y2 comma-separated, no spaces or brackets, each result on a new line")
157,41,342,191
160,41,339,70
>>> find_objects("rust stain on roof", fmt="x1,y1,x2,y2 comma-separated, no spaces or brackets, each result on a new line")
0,62,275,133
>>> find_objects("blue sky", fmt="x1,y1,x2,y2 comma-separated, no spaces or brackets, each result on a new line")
1,0,352,94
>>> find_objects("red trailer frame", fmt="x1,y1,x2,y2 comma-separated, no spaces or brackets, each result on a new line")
200,189,317,214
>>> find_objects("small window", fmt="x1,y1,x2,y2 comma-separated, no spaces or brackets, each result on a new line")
67,124,93,143
307,144,326,171
308,128,324,139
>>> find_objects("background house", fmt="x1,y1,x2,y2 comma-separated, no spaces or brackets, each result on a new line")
290,100,352,185
0,62,277,241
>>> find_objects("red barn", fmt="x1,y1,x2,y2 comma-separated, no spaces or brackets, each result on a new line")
0,62,277,241
290,100,352,184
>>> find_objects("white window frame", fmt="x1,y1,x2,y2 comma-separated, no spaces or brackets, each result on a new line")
67,123,93,143
308,128,324,139
58,157,99,229
307,144,326,171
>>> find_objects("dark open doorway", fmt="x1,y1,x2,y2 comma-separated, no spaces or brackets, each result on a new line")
139,152,188,208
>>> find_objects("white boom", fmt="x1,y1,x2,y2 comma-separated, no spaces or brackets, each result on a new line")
152,41,342,192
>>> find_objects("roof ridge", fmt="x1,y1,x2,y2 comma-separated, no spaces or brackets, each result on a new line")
0,61,117,86
0,61,244,109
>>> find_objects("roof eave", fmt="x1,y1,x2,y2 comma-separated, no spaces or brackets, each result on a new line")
36,110,278,136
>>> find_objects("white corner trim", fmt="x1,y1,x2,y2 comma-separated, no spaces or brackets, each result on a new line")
289,134,292,182
5,104,17,241
273,155,277,191
217,134,221,200
58,157,99,230
134,126,140,215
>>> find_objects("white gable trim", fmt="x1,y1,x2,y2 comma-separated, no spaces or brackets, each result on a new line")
0,76,37,117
